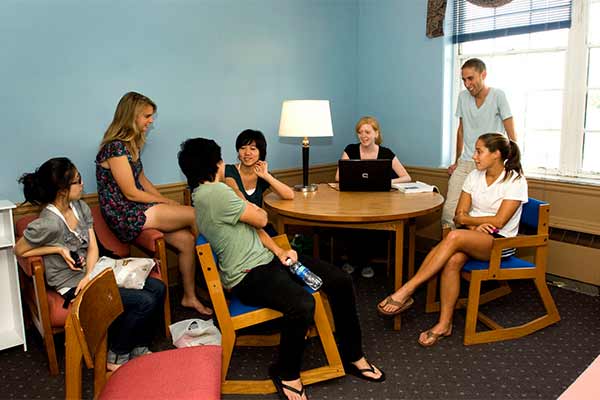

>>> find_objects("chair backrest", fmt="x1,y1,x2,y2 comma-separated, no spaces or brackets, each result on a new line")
67,268,123,368
196,233,292,319
520,197,550,235
15,214,38,237
90,205,130,258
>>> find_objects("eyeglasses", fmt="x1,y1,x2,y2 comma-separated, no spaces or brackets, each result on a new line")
70,175,82,185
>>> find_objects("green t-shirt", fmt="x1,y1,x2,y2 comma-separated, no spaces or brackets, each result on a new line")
193,182,274,289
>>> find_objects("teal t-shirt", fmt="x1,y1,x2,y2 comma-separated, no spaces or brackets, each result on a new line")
193,182,274,289
456,87,512,161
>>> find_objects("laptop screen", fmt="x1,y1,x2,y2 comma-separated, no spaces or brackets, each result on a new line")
338,159,392,192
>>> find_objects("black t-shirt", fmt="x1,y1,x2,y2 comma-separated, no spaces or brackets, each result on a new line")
343,143,398,179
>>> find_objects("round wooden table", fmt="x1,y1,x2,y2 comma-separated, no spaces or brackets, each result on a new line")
264,183,444,330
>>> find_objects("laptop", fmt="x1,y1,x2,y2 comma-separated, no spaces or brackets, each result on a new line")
338,159,392,191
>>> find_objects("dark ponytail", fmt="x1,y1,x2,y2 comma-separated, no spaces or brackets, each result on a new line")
18,158,77,205
478,133,523,182
504,139,523,181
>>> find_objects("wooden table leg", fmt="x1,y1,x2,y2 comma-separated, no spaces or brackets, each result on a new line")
276,215,285,236
407,218,416,280
393,221,404,331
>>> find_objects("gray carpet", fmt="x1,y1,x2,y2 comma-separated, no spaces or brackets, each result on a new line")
1,270,598,400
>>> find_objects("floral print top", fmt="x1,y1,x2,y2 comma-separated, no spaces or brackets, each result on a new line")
95,140,155,242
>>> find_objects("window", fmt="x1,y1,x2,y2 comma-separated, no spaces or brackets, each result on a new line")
454,0,600,179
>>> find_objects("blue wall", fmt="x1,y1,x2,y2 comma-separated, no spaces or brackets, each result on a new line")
357,0,447,168
0,0,358,201
1,0,450,202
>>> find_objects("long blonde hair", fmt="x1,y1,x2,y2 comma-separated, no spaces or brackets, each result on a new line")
355,116,383,145
100,92,156,160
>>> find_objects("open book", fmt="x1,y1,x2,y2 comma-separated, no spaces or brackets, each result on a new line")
392,181,438,193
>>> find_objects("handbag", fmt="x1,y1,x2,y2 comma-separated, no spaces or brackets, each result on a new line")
89,256,155,289
170,318,222,348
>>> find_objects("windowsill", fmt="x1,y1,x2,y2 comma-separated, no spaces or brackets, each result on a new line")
525,172,600,188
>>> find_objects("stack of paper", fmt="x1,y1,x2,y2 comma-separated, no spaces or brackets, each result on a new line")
392,181,437,193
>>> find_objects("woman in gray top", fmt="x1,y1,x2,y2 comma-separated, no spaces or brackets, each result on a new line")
15,158,165,370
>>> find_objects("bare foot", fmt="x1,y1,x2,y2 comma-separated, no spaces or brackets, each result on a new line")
378,290,411,314
280,378,307,400
181,297,213,316
107,362,121,372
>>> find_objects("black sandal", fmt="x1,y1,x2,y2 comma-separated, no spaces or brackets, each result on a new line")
344,362,386,383
269,365,308,400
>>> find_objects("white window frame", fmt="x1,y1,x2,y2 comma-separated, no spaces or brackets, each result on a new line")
452,0,600,181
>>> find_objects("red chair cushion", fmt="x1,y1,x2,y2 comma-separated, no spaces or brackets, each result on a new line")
134,229,164,253
47,290,71,327
15,215,37,236
100,345,222,400
90,206,130,258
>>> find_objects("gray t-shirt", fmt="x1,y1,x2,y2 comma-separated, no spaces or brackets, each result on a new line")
23,200,93,291
193,182,274,289
456,87,512,161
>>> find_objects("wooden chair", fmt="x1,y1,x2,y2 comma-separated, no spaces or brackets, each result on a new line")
15,214,67,375
14,210,171,376
65,269,222,400
195,234,344,395
425,198,561,345
90,205,171,338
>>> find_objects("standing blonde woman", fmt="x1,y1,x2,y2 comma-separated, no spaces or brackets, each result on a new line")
96,92,212,316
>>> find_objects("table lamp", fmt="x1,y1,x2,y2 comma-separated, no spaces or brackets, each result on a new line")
278,100,334,192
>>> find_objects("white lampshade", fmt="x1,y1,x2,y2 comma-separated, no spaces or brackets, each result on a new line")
278,100,334,138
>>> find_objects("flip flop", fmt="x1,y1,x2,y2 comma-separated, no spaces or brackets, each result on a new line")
344,361,386,383
269,365,308,400
376,295,414,317
417,329,452,347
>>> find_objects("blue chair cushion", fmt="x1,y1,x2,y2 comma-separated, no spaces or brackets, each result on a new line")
229,285,316,317
463,256,534,272
196,234,316,318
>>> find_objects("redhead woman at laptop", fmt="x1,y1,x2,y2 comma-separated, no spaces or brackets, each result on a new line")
335,116,411,184
334,116,411,278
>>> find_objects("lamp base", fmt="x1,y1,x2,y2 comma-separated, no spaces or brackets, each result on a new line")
294,183,318,192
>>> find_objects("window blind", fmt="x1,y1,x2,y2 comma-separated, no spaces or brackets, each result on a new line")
452,0,573,44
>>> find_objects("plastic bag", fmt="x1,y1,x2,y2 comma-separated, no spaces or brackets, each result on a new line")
89,256,154,289
170,318,222,348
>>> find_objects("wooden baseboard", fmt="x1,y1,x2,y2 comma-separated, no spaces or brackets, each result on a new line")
13,163,600,286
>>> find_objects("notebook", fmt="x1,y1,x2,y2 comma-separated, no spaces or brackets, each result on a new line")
392,181,438,193
338,159,392,191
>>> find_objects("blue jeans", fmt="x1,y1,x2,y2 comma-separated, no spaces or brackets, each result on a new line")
108,277,166,354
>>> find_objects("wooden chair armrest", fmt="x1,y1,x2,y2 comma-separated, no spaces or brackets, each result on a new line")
17,255,44,277
151,258,169,285
133,229,164,253
487,234,548,275
490,234,548,252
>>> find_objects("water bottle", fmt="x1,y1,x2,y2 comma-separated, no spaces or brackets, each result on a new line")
286,259,323,291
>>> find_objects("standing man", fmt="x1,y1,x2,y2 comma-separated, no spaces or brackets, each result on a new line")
442,58,517,229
